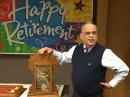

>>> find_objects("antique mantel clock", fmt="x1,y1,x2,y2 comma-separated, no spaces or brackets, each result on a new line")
27,52,59,97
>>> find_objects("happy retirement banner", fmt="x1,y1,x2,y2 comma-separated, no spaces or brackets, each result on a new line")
0,0,93,54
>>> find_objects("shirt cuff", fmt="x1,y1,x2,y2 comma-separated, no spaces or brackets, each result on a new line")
52,50,63,65
108,79,119,88
52,50,59,56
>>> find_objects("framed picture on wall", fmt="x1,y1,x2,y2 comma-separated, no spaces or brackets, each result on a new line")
0,0,97,54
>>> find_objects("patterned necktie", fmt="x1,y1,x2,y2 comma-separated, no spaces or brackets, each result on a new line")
84,48,89,53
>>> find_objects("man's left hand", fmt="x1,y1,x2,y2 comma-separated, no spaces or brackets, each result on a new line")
100,82,112,89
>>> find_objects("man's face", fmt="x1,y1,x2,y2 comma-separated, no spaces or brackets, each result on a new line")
80,24,98,47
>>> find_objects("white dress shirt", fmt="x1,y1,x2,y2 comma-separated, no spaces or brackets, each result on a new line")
53,45,129,87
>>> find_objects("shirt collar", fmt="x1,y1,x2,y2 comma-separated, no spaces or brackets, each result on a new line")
83,44,95,52
83,44,94,49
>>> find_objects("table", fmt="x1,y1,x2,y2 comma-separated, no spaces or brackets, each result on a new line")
0,83,64,97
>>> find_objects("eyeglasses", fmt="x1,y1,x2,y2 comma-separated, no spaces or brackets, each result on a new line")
83,31,97,35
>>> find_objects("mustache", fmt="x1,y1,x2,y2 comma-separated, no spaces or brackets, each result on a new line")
87,39,96,41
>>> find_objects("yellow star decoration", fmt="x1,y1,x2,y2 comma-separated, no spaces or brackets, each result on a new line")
56,0,93,22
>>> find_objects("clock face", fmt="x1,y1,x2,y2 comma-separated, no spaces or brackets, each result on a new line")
36,64,52,93
28,53,59,94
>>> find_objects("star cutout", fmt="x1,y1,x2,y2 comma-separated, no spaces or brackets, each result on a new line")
74,0,85,12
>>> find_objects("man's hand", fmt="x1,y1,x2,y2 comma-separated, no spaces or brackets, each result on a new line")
38,47,54,54
100,82,112,89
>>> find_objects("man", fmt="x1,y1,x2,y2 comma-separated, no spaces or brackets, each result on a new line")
38,22,129,97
